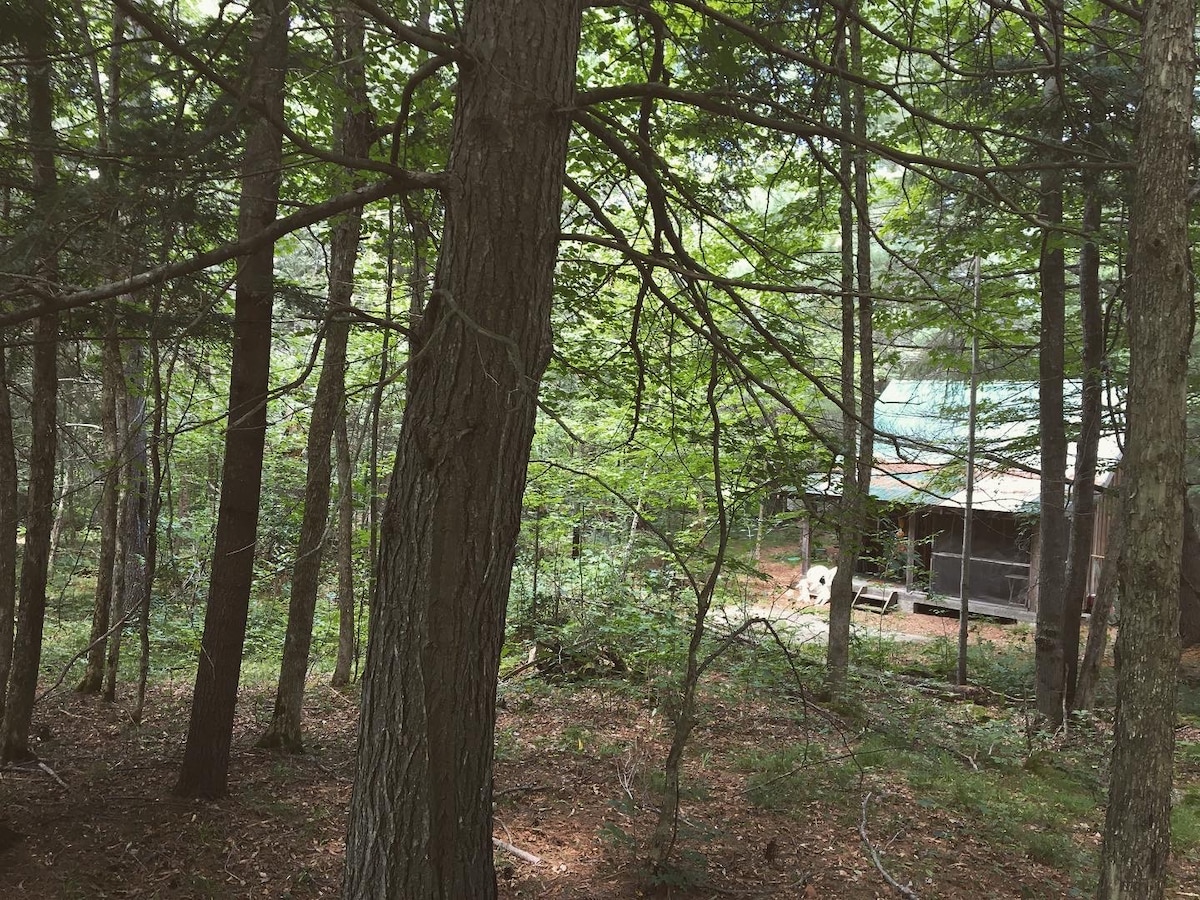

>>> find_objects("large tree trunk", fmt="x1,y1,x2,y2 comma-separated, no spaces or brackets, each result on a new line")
341,1,582,895
0,347,17,719
1062,179,1104,708
78,319,122,694
1033,0,1068,726
258,1,367,752
1096,0,1194,890
0,0,59,765
175,0,287,799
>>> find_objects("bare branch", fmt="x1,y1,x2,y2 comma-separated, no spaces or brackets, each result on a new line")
0,176,442,328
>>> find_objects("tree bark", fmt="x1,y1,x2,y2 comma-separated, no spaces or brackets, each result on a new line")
1180,507,1200,648
45,455,69,575
0,347,17,720
259,0,367,752
852,5,874,665
1033,0,1068,726
78,318,122,694
826,1,866,685
106,341,148,702
175,0,287,798
1074,476,1122,713
341,1,582,895
1096,0,1194,889
1062,179,1104,708
330,411,355,688
135,330,164,724
0,0,59,764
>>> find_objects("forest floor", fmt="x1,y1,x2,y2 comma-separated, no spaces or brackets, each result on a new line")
3,570,1200,899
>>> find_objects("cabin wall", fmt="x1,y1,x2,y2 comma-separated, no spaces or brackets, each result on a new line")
926,509,1033,606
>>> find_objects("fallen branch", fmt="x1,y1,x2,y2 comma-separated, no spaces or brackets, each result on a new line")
492,837,542,865
35,602,140,704
38,761,69,790
494,783,548,799
859,792,919,899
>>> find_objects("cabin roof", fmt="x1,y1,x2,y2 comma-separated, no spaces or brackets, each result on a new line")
816,379,1120,513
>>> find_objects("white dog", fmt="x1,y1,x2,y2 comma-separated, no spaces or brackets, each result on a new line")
795,564,837,606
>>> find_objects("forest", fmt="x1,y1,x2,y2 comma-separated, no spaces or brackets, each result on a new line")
1,0,1199,897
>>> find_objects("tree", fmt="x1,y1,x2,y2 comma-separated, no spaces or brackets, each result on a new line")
1062,175,1105,710
1096,0,1194,891
175,0,289,799
258,0,370,753
341,0,583,894
0,346,16,719
106,341,150,702
1033,0,1069,727
77,318,122,695
0,0,59,765
330,412,356,688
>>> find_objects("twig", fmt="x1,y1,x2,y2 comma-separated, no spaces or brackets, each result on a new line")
37,761,70,790
494,783,547,798
500,657,541,682
36,602,140,703
492,837,543,865
859,792,919,899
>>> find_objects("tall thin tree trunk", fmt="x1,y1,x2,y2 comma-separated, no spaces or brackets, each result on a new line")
649,356,728,869
78,319,122,694
0,348,17,720
852,3,874,631
1062,180,1104,709
341,2,582,894
0,0,60,764
1034,0,1068,726
1075,481,1122,712
958,258,981,686
106,342,148,702
46,456,69,575
1097,0,1193,889
175,0,288,799
135,332,164,724
826,1,863,684
331,412,355,688
258,1,366,752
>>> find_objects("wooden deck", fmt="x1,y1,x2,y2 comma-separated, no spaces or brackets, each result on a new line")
851,578,1036,623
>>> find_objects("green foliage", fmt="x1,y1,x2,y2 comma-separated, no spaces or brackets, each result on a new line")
1173,786,1200,856
912,636,1037,698
741,742,861,810
493,727,520,763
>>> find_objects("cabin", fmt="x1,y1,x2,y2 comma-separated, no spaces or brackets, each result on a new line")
797,380,1118,622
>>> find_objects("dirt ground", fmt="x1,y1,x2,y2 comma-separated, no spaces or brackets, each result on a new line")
1,569,1197,899
0,681,1072,900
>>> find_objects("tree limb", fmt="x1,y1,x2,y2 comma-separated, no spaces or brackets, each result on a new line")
0,176,442,328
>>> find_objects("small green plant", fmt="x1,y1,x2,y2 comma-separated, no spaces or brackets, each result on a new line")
643,850,709,891
494,727,520,762
558,725,593,753
638,768,710,802
1172,787,1200,856
740,743,860,809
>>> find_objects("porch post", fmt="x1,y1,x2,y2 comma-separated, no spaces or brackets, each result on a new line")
905,511,917,592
